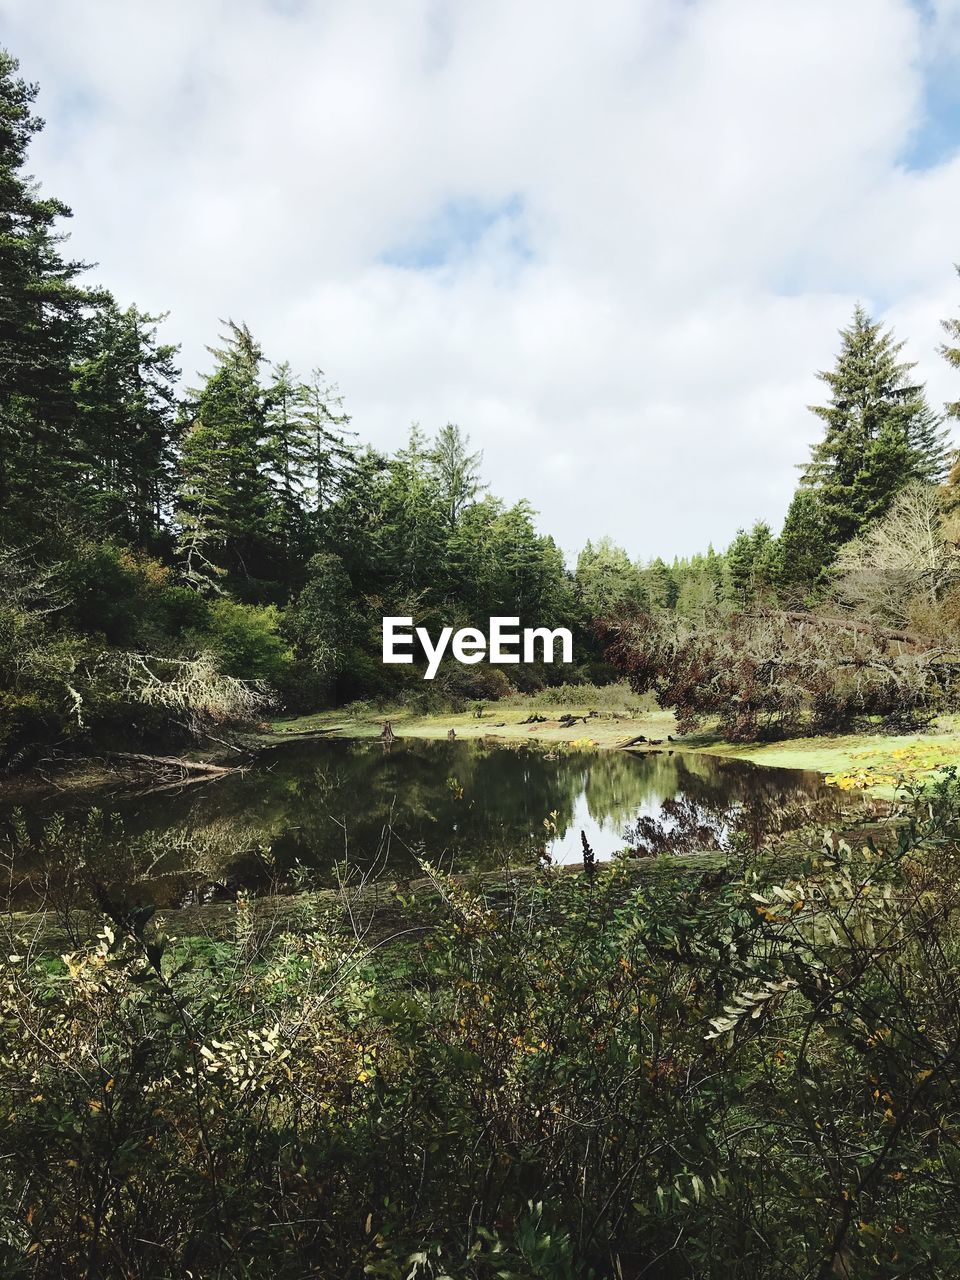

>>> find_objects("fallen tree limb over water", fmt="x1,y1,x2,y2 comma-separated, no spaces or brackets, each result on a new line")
105,752,238,775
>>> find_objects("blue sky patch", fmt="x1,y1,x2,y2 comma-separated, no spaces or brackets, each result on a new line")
901,68,960,170
382,194,531,270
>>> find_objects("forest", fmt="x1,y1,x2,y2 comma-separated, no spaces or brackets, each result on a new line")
8,42,960,1280
3,47,960,771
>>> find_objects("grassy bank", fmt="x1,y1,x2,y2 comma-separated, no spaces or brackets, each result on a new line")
270,683,677,749
269,685,960,795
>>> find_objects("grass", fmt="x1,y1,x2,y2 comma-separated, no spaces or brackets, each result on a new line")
679,714,960,795
269,684,677,750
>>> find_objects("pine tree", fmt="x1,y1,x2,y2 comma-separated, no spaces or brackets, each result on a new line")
802,305,945,548
72,300,180,543
175,322,274,589
0,49,97,536
749,522,776,597
263,360,310,566
575,537,647,618
300,368,353,517
726,528,755,605
429,423,483,530
774,489,829,601
644,558,678,610
376,425,449,602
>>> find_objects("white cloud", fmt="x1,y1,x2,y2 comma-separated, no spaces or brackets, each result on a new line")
3,0,959,558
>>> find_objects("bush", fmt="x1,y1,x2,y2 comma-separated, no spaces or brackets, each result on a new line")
196,599,295,687
4,777,960,1275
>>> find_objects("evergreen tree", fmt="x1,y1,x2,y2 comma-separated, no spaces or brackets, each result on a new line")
726,528,755,605
0,50,98,536
802,305,945,548
908,403,952,483
175,322,274,590
376,425,449,603
300,368,353,517
72,300,180,543
264,359,311,567
644,557,678,609
429,423,483,530
749,521,776,598
774,489,829,601
575,537,647,618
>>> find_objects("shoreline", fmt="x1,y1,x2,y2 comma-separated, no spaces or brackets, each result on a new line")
3,697,959,803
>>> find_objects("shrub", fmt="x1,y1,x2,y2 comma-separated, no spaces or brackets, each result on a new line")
197,599,295,687
4,777,960,1275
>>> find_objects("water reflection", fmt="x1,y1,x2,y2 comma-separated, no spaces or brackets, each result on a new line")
2,739,858,909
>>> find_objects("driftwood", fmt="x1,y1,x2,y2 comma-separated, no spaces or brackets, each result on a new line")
106,752,236,776
271,726,345,740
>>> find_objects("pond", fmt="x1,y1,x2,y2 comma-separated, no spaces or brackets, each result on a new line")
2,738,859,911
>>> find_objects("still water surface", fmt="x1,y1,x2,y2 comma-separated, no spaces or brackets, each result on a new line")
5,739,851,909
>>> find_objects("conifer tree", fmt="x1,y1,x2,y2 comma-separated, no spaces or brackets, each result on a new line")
175,322,274,589
726,527,755,604
802,305,946,548
575,537,646,618
644,557,678,609
0,50,97,536
774,489,829,601
429,423,483,530
300,368,353,517
72,300,180,543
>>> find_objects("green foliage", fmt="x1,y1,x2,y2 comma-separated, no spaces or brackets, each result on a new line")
774,488,829,601
199,599,294,686
5,781,960,1275
575,537,647,618
175,322,275,590
802,304,950,551
0,51,99,540
726,521,775,605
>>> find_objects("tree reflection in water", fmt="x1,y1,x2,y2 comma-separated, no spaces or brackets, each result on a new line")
1,739,870,910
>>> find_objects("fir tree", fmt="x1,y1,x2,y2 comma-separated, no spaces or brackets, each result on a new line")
300,368,353,517
72,300,180,543
726,528,754,605
802,305,945,547
644,557,678,610
175,322,274,589
429,423,483,530
775,489,829,601
0,50,98,535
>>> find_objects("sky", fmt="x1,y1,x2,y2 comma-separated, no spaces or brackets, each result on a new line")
3,0,960,562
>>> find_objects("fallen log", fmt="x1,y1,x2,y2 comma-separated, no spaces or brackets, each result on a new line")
106,752,236,776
